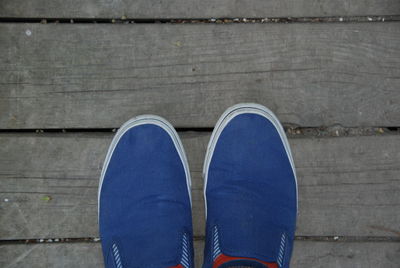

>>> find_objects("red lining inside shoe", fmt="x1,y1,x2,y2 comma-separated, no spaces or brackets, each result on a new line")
213,253,278,268
169,264,184,268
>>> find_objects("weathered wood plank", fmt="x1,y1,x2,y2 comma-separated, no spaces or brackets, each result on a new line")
1,133,399,239
292,241,400,267
1,241,399,268
1,23,400,129
0,243,104,268
0,0,399,19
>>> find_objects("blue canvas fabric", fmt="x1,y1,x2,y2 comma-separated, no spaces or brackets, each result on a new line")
99,122,193,268
203,109,297,268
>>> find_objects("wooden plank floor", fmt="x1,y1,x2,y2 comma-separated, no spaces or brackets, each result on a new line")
1,133,400,239
0,0,399,18
1,241,400,268
1,23,400,128
1,1,399,267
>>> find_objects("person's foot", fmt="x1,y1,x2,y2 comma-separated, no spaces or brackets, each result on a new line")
203,104,297,268
99,115,194,268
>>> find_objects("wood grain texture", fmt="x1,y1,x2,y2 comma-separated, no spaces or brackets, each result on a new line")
1,23,400,129
0,243,104,268
0,0,399,18
1,133,399,239
1,241,399,268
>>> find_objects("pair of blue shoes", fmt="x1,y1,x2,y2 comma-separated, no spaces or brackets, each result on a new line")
99,104,297,268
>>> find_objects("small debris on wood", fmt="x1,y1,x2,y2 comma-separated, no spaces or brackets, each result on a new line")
285,125,391,138
41,195,52,202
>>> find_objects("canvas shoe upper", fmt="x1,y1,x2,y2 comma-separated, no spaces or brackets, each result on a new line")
203,104,298,268
99,116,194,268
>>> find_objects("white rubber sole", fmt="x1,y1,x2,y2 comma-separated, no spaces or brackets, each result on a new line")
203,103,298,217
98,115,192,220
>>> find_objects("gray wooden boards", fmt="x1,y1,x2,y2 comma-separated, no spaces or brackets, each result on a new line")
0,243,104,268
1,241,399,267
1,23,400,129
0,0,399,19
1,133,399,239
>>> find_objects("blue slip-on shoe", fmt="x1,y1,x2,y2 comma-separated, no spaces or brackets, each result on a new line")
202,104,298,268
99,115,194,268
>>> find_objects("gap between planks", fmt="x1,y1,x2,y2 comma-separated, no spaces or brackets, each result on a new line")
1,235,400,246
0,15,400,24
0,126,399,138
